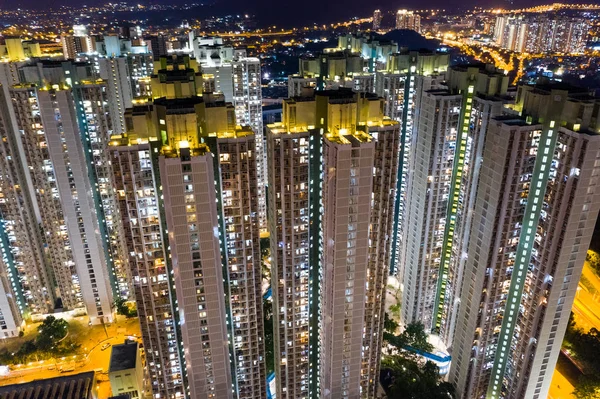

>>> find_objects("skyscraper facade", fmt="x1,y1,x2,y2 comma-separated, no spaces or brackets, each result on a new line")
373,9,382,30
189,36,267,232
111,55,266,399
493,14,589,53
396,10,421,33
401,64,509,344
450,85,600,399
375,50,449,276
9,83,115,323
267,88,399,399
0,87,50,336
0,57,151,327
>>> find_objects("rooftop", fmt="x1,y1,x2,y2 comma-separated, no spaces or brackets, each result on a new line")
0,371,95,399
153,96,205,109
317,88,356,101
523,82,596,102
451,63,506,77
109,342,138,372
494,115,600,136
325,129,372,145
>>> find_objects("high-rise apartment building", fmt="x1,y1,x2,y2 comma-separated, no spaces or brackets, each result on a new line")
0,61,25,90
9,83,115,322
0,87,50,336
494,14,589,53
95,35,149,58
375,50,449,276
289,35,397,98
188,36,267,232
145,35,168,58
266,88,399,399
61,25,96,59
396,10,421,33
0,59,137,325
97,57,134,135
290,51,373,97
76,37,154,135
401,64,509,345
373,10,382,30
336,33,397,73
21,60,131,300
450,84,600,399
111,55,266,399
0,38,41,61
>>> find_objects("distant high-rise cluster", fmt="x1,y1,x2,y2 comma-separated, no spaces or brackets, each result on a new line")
0,15,598,399
396,9,421,33
373,9,382,30
288,33,397,97
493,14,589,53
0,38,41,61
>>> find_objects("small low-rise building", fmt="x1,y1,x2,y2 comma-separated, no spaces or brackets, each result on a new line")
0,371,95,399
109,342,144,399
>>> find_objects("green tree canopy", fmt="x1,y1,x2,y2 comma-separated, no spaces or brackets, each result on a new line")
35,316,68,351
381,355,455,399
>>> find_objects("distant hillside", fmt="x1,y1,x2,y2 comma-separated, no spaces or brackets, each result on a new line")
382,29,441,51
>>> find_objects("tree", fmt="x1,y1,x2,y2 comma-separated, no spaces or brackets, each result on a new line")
384,312,399,334
574,375,600,399
383,321,434,361
399,322,434,353
263,299,274,375
380,355,455,399
115,297,129,316
389,303,401,320
114,297,137,318
36,316,68,351
567,323,600,397
587,250,600,276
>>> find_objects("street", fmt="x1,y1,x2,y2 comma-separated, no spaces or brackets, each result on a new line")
572,263,600,331
548,261,600,399
0,316,141,398
548,365,575,399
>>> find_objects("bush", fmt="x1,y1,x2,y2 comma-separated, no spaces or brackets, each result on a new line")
574,375,600,399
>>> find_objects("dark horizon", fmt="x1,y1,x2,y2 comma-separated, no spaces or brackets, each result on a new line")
3,0,600,29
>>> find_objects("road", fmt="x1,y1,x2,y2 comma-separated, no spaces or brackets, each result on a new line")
438,36,533,84
0,316,141,397
548,261,600,398
207,30,294,38
548,367,575,399
572,263,600,331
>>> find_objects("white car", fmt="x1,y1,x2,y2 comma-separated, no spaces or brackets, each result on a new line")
101,343,111,351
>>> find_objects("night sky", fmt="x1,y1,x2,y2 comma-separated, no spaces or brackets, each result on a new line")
3,0,600,27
